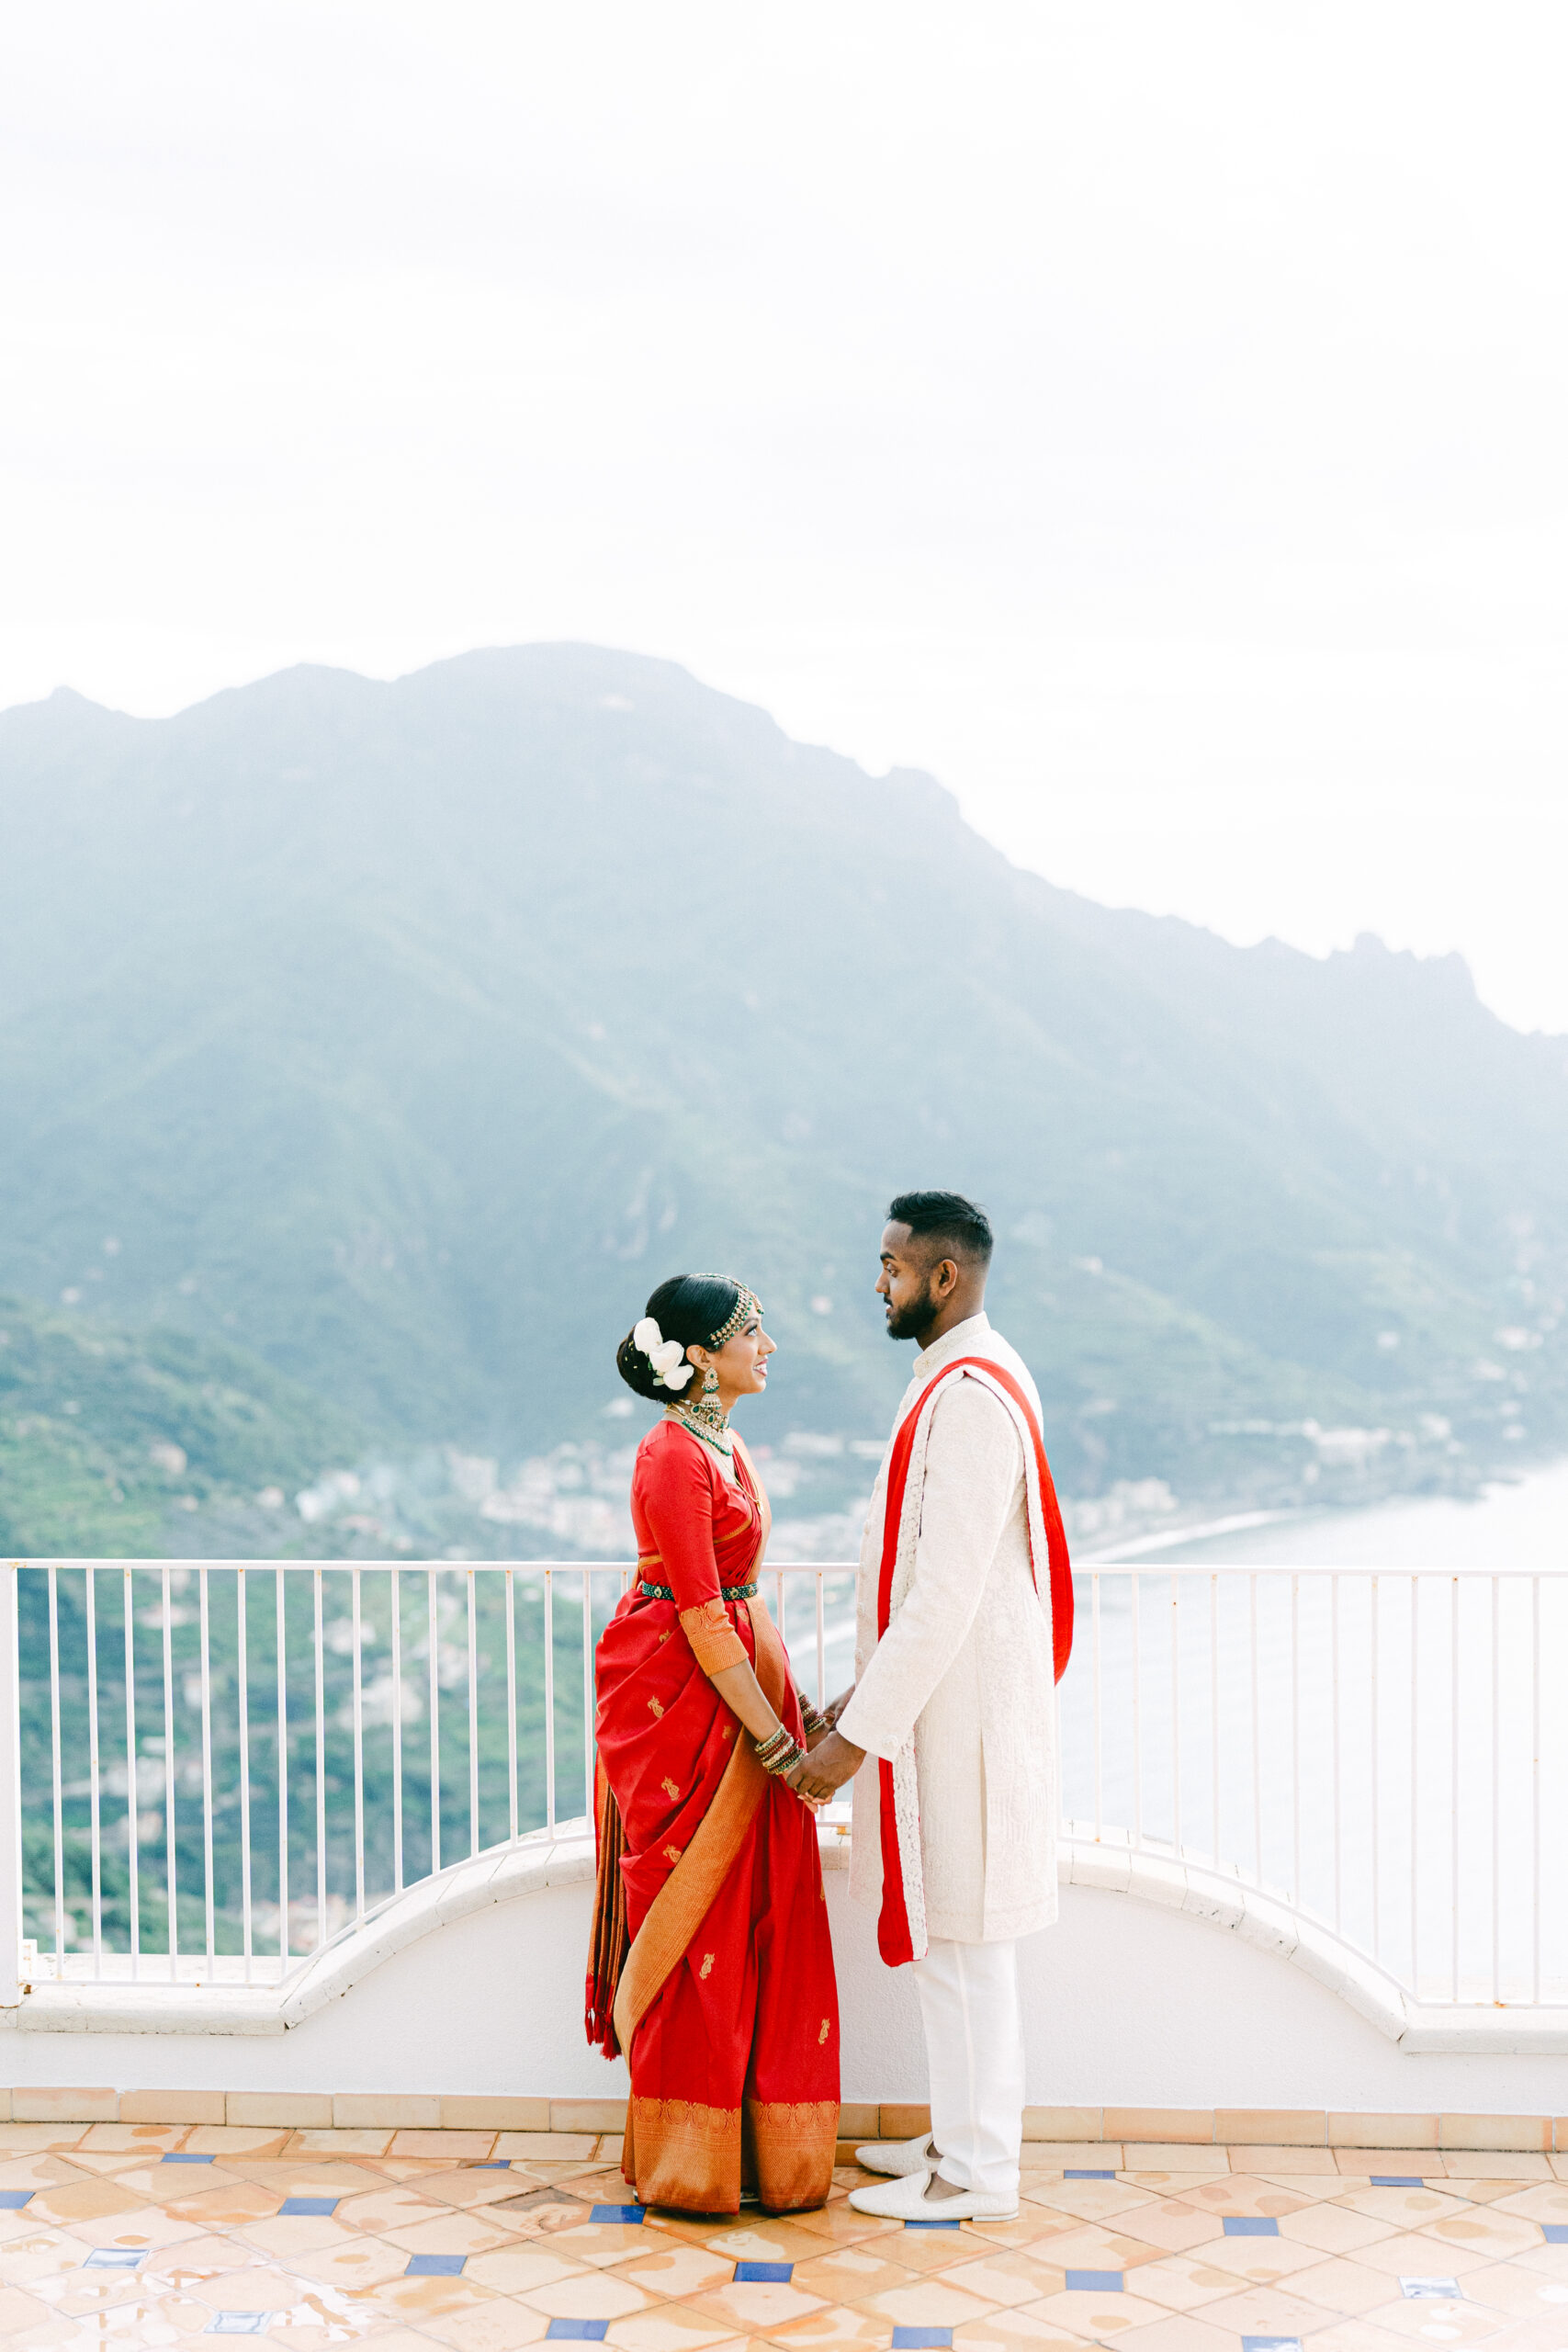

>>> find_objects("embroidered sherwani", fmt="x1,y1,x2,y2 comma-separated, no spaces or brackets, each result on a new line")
589,1419,839,2213
839,1312,1062,1944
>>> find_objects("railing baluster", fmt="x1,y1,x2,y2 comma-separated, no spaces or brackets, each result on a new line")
238,1568,252,1979
428,1568,441,1877
1290,1573,1300,1905
1410,1574,1420,2001
162,1564,177,1974
390,1567,403,1895
313,1567,327,1952
1249,1571,1261,1886
1331,1573,1341,1937
545,1569,557,1838
85,1566,102,1976
276,1566,288,1977
199,1566,215,1972
1170,1572,1181,1858
1491,1574,1500,2007
123,1567,140,1977
48,1567,64,1972
1210,1572,1221,1871
1371,1574,1380,1963
468,1570,479,1859
505,1567,518,1846
1450,1574,1460,2004
352,1566,365,1922
1131,1571,1142,1850
1531,1575,1541,2007
581,1571,593,1829
1091,1572,1102,1843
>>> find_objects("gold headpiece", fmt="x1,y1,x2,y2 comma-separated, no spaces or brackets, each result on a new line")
697,1280,762,1350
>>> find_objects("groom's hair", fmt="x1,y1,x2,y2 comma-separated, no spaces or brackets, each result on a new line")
887,1190,994,1267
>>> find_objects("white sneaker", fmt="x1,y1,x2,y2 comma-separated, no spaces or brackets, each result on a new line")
853,2131,936,2178
847,2166,1019,2222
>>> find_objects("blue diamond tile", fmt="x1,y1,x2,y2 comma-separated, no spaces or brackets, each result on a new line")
1066,2168,1115,2180
162,2151,216,2164
0,2189,34,2210
1373,2175,1425,2188
1224,2217,1280,2236
590,2203,644,2223
903,2216,961,2229
735,2261,793,2282
279,2197,339,2217
892,2333,953,2350
85,2249,146,2268
476,2159,511,2168
1243,2338,1303,2352
1066,2270,1124,2292
1545,2226,1568,2245
1401,2279,1461,2301
406,2254,467,2277
546,2327,609,2344
207,2320,272,2337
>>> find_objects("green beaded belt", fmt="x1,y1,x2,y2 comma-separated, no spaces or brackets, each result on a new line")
639,1578,760,1603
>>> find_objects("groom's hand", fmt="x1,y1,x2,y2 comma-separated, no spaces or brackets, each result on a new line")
786,1727,864,1805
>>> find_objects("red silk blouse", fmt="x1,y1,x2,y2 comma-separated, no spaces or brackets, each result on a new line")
630,1419,765,1677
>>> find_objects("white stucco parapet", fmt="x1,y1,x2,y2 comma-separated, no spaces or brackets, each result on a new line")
6,1823,1566,2053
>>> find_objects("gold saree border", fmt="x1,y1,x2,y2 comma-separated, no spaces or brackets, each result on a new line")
748,2097,839,2212
625,2094,741,2213
623,2095,836,2215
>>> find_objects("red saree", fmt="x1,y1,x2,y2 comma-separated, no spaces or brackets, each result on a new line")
586,1419,839,2213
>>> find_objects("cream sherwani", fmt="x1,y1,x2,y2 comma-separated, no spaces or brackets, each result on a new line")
839,1312,1060,1945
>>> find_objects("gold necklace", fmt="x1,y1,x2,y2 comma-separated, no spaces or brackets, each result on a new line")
666,1396,734,1459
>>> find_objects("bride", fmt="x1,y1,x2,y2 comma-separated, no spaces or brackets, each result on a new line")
585,1273,840,2213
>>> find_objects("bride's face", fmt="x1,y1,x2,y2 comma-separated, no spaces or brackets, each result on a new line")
694,1304,775,1401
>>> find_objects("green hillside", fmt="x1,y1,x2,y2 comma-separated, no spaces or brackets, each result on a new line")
0,1296,372,1556
1,644,1563,1541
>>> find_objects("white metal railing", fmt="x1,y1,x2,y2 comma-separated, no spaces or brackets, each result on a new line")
0,1558,1562,2010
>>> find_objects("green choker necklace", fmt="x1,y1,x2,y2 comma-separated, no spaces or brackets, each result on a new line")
667,1397,733,1458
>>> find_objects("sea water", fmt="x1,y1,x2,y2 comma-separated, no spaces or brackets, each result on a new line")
1097,1456,1568,1569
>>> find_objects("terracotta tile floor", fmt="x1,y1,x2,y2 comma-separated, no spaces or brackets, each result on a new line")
3,2125,1568,2350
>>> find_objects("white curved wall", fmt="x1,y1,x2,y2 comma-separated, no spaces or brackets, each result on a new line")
8,1854,1568,2119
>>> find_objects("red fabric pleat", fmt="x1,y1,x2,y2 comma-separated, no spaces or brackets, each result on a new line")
585,1758,630,2056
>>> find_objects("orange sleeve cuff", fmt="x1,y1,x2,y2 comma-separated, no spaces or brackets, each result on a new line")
680,1600,750,1676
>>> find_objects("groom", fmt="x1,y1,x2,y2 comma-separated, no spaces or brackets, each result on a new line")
792,1191,1073,2222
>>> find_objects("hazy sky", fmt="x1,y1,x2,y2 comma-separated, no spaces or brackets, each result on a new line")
6,5,1566,1031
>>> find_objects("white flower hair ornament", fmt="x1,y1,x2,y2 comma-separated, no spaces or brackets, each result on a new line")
633,1317,694,1391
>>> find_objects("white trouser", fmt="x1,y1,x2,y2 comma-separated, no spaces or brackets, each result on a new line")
911,1936,1024,2197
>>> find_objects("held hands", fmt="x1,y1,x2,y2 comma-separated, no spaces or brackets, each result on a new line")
785,1727,864,1807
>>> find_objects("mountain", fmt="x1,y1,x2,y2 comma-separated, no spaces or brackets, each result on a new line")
2,642,1563,1546
0,1295,369,1556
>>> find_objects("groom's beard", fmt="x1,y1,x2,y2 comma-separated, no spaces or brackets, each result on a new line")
885,1277,940,1342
